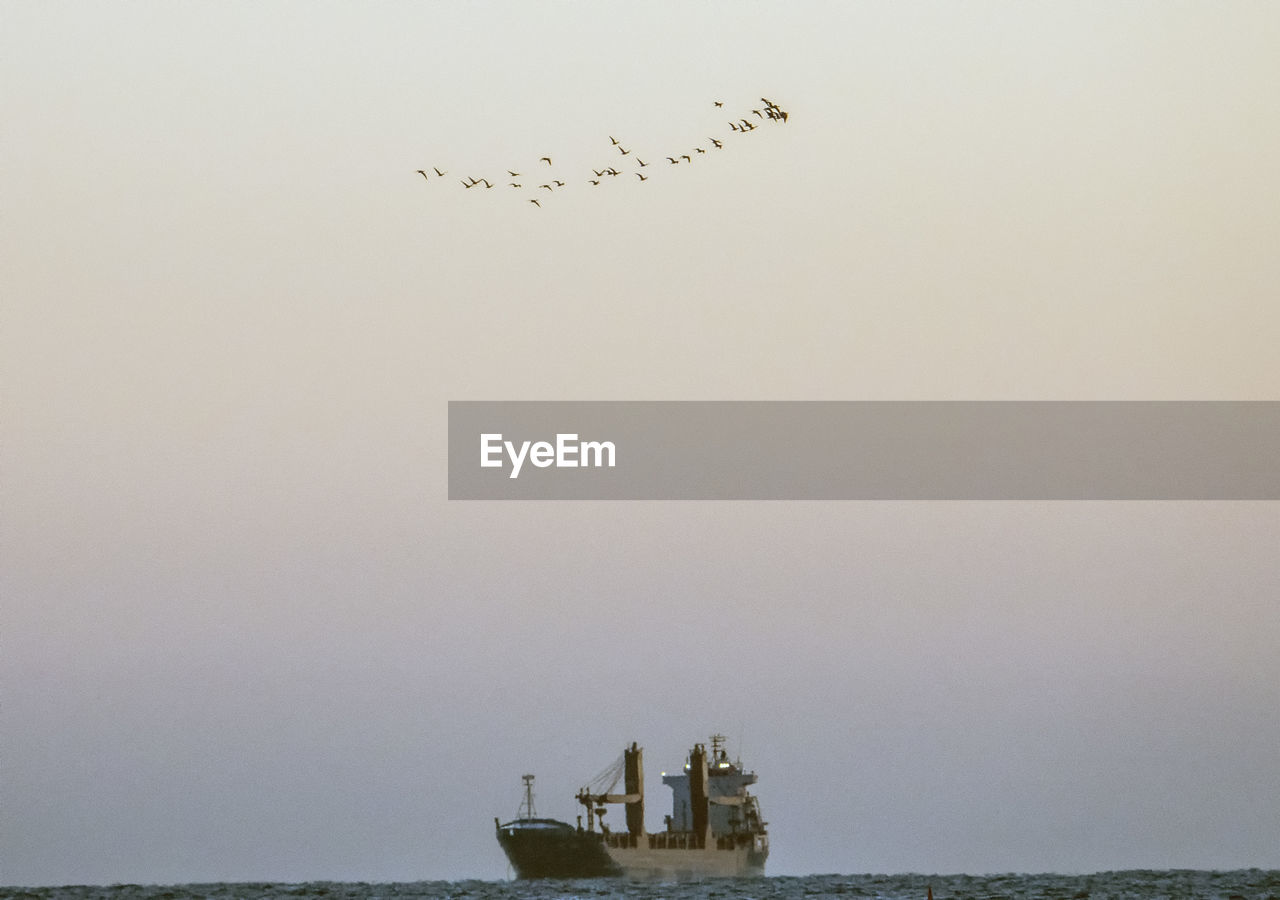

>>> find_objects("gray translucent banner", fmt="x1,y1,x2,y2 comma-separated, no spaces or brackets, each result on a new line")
448,402,1280,500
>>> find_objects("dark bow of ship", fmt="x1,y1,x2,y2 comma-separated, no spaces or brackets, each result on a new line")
495,736,768,880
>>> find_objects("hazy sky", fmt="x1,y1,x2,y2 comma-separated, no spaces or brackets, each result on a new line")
4,0,1279,887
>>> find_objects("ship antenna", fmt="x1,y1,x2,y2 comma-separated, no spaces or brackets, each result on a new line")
519,773,537,820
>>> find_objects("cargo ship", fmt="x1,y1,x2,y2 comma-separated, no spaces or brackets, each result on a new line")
495,735,768,880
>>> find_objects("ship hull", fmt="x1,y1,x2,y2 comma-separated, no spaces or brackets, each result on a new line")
496,820,767,880
496,819,621,878
601,841,767,880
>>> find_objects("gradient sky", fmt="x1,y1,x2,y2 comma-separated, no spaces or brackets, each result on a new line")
4,0,1279,887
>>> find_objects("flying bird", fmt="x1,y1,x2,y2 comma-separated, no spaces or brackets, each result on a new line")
416,93,794,212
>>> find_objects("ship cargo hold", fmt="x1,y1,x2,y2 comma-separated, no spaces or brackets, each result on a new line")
495,736,768,880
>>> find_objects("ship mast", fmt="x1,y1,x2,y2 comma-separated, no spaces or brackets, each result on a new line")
519,773,537,821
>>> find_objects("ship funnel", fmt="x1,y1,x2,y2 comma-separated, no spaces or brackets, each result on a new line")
624,742,644,837
688,742,710,846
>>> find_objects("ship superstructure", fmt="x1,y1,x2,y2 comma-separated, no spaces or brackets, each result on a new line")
662,735,765,836
495,736,768,880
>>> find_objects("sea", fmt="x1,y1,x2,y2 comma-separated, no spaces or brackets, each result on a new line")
3,872,1279,900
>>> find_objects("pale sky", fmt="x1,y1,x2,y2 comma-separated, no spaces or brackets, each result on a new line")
4,1,1279,887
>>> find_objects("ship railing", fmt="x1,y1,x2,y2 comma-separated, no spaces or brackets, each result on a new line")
606,830,756,851
639,832,714,851
603,832,642,849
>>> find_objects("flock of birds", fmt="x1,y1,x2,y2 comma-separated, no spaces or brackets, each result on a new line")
414,96,789,208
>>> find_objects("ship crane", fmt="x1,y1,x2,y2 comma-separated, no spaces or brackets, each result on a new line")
576,742,644,835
